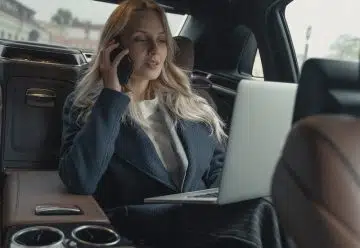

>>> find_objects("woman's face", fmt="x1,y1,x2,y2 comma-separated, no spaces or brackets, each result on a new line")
123,10,168,81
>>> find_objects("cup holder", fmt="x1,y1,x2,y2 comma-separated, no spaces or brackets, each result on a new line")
11,226,64,248
71,225,120,246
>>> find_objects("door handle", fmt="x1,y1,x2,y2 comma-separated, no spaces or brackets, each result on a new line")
26,88,56,107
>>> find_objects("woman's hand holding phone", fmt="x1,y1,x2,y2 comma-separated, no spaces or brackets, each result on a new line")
99,40,132,96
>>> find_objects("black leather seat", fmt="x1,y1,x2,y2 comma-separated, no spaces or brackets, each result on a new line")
0,41,84,170
194,25,258,76
173,36,217,111
292,58,360,124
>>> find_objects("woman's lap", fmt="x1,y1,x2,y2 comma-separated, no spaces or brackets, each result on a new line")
173,198,283,248
110,198,287,248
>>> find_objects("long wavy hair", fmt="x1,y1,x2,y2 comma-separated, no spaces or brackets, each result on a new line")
71,0,227,143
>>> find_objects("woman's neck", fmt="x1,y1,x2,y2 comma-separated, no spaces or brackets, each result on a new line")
127,78,154,101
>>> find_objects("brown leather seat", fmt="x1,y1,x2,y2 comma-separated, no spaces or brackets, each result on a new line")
173,36,217,111
271,114,360,247
173,36,194,72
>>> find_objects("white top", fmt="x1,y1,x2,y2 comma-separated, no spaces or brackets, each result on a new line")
136,98,187,187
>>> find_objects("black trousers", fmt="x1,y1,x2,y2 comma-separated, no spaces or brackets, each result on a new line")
109,198,289,248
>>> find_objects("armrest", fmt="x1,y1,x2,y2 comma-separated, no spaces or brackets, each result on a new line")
2,170,109,228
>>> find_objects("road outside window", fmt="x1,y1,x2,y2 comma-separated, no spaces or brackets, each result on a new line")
286,0,360,68
0,0,187,52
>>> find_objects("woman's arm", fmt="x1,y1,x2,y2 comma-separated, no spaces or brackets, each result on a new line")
203,140,226,188
58,88,130,195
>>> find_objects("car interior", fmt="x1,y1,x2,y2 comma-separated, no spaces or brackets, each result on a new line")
0,0,358,247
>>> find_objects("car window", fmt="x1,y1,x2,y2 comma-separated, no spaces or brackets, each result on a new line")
286,0,360,68
0,0,187,51
252,49,264,79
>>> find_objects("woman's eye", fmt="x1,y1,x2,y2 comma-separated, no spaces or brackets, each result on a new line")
158,39,167,43
134,37,147,42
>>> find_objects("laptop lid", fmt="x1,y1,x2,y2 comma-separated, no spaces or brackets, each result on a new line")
218,80,297,205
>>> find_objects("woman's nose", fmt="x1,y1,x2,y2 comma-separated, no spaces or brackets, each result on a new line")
148,40,158,54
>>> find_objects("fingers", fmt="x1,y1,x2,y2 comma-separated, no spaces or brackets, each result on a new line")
112,48,130,67
98,39,132,93
103,42,119,68
99,40,118,67
99,47,105,70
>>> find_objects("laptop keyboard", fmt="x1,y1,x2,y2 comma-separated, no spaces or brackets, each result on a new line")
191,192,218,198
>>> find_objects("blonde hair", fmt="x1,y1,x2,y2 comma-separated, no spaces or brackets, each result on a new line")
72,0,227,143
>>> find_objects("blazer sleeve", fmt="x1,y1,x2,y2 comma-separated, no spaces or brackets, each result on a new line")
58,88,130,195
203,139,226,188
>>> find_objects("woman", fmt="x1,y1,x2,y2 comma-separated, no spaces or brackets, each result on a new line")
59,0,287,247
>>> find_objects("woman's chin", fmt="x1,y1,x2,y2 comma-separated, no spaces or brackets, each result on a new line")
134,69,162,81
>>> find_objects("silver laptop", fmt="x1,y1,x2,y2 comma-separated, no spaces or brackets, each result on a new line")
144,80,297,205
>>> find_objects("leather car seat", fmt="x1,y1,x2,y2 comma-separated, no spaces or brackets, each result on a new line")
292,58,360,124
271,114,360,247
173,36,217,111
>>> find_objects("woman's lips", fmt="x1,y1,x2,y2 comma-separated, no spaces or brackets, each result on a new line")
146,60,160,69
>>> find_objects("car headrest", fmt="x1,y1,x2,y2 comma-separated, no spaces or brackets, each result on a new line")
272,114,360,247
194,25,257,75
173,36,217,110
293,58,360,123
173,36,194,71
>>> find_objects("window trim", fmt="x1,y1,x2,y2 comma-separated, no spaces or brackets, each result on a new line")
278,1,300,79
262,0,299,82
275,2,299,81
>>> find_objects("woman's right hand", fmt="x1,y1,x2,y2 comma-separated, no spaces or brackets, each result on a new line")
99,40,131,94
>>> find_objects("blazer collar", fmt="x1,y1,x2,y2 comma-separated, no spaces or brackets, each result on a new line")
116,122,176,191
115,117,210,192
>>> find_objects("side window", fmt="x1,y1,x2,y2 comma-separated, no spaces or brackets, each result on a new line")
166,13,188,35
285,0,360,69
252,49,264,79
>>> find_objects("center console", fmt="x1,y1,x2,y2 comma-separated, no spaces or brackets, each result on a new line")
0,40,139,247
2,170,135,248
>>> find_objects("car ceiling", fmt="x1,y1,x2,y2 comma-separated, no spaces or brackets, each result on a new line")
93,0,233,14
93,0,289,82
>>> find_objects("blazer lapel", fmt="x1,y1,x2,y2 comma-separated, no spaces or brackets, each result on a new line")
176,120,215,192
115,118,213,193
160,107,188,190
176,120,200,192
115,122,177,191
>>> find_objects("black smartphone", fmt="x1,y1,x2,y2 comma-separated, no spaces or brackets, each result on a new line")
109,37,133,85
